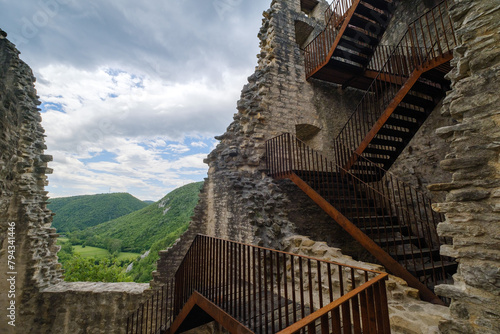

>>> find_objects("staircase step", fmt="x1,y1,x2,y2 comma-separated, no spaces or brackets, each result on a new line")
390,248,440,261
341,204,383,213
402,93,435,109
361,225,409,235
343,26,379,46
364,146,394,155
352,155,390,166
349,163,385,176
361,0,393,12
393,105,428,120
350,170,382,181
370,137,405,149
373,235,423,247
377,127,411,138
327,58,365,74
333,48,369,66
338,37,374,55
412,79,446,96
420,67,451,87
357,2,389,22
385,116,418,129
350,13,384,33
408,261,457,277
352,214,397,224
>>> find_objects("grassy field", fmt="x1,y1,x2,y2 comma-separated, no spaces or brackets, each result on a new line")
72,245,140,261
57,238,140,261
73,245,109,257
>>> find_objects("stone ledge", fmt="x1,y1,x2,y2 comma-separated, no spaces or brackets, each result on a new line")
41,282,150,294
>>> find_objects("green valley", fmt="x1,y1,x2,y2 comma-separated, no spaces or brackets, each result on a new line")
52,182,204,283
48,193,149,232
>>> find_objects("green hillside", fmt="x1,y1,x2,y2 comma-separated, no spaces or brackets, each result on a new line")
48,193,149,232
73,182,203,253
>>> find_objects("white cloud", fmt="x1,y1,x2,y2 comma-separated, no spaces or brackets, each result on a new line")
191,141,208,148
0,0,270,200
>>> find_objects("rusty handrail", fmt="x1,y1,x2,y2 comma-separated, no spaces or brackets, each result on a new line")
336,0,456,158
304,0,357,77
276,273,390,334
266,133,454,299
174,235,390,334
126,281,175,334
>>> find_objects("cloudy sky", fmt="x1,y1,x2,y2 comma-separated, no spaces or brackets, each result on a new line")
1,0,270,201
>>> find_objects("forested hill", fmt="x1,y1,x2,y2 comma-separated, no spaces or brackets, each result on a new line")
48,193,149,232
73,182,204,253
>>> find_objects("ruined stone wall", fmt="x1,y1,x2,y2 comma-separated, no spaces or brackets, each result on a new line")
36,282,150,334
432,1,500,333
0,29,61,334
0,30,151,334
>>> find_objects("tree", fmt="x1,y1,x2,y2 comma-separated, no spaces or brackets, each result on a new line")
57,242,74,264
63,255,131,282
107,239,122,256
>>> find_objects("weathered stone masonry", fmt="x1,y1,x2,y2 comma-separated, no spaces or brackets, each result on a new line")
1,0,499,332
432,1,500,333
0,30,151,334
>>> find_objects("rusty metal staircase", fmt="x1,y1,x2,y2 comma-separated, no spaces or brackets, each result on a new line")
329,0,456,173
305,0,397,88
266,134,455,304
266,0,457,304
126,235,391,334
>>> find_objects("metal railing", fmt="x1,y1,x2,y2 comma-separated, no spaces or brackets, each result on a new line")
266,134,453,293
304,0,356,77
174,235,390,334
126,281,175,334
126,235,390,334
304,0,397,78
336,0,456,159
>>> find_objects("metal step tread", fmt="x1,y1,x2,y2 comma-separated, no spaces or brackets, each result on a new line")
408,261,458,276
373,235,423,246
389,247,440,260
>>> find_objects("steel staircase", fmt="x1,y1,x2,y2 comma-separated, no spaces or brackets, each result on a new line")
305,0,397,88
266,0,457,304
126,235,391,334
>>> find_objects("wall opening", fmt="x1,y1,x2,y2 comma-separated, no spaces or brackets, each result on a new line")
295,123,321,142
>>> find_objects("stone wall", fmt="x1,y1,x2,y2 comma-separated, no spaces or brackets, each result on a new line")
36,282,150,334
0,29,61,334
0,29,151,334
431,1,500,333
283,235,451,334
